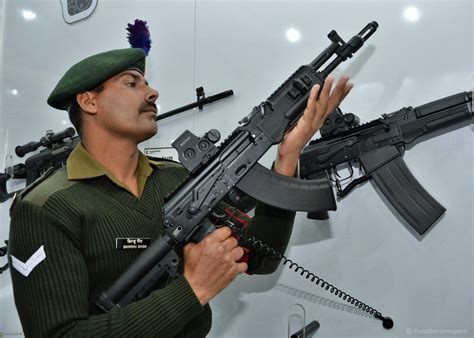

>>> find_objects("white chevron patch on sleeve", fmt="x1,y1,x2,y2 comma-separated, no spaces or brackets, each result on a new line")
11,245,46,277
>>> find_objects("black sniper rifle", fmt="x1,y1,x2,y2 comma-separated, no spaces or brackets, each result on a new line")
96,22,394,328
300,91,473,235
0,127,79,203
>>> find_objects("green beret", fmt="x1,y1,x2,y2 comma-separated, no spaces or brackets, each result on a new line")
47,48,146,110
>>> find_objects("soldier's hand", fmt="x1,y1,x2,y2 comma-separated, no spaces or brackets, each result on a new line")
183,227,247,305
274,75,353,176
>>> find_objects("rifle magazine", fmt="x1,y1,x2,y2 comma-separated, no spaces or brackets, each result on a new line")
370,157,446,235
235,163,336,212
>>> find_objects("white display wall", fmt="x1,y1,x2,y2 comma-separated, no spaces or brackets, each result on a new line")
0,0,472,337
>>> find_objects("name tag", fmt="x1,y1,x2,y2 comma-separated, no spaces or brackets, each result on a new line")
116,238,151,250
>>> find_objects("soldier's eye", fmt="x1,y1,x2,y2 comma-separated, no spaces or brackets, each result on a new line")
126,82,136,88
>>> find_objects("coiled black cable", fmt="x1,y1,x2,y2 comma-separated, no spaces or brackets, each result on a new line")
226,220,393,329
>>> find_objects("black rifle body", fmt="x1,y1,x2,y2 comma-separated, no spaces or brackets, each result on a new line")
96,22,378,311
300,91,473,235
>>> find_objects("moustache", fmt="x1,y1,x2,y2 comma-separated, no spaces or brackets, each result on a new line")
139,101,158,114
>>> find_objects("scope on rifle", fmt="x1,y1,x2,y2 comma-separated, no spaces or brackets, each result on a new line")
15,127,76,157
320,108,360,138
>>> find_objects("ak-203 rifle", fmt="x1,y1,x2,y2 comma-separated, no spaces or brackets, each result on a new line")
0,128,79,203
300,91,473,235
96,22,394,329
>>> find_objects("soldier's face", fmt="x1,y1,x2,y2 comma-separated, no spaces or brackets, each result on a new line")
93,69,159,143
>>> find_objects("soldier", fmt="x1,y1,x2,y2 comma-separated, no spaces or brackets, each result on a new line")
8,47,351,337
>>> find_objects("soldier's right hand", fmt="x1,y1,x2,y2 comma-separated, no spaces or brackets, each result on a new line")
183,226,247,305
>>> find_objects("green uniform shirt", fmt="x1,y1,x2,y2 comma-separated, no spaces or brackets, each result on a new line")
8,143,295,338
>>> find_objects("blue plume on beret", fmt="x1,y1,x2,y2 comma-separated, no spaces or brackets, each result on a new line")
126,19,152,56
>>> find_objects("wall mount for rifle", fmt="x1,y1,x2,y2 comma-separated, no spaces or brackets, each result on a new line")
288,303,321,338
156,87,234,121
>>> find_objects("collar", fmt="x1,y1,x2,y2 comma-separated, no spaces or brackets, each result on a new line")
67,142,156,196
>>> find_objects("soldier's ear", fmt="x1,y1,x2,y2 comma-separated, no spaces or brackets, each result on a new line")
76,91,98,115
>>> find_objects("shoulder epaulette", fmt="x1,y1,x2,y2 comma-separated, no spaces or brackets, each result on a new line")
12,166,77,210
9,167,56,212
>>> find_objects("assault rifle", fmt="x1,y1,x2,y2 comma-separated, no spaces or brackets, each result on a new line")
0,128,79,203
96,22,391,326
300,91,473,235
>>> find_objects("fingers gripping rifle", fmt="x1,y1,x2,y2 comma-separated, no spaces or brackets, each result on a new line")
96,22,379,313
300,91,473,235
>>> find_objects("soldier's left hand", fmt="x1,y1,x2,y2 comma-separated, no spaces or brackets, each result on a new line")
274,75,353,176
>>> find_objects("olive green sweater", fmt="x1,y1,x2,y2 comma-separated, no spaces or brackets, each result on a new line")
8,150,295,337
